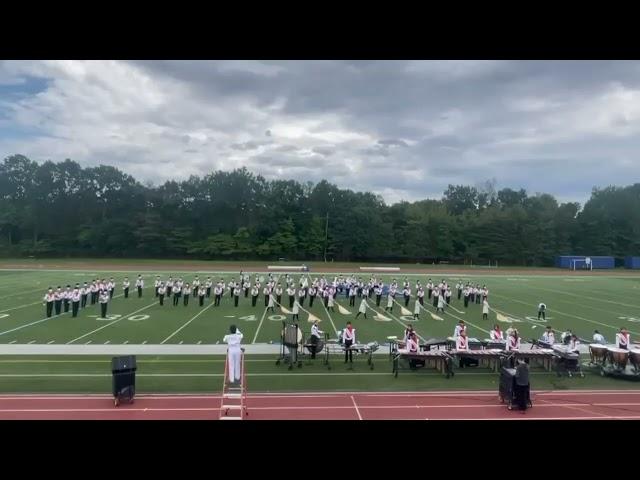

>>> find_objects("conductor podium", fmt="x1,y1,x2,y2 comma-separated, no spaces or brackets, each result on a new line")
112,356,137,406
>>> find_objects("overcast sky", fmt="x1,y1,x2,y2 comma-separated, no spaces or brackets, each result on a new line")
1,60,639,206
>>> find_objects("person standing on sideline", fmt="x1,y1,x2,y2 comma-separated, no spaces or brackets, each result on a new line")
183,283,191,306
233,284,241,307
99,289,110,319
135,275,144,298
538,302,546,321
123,277,130,299
355,297,368,319
342,322,356,364
71,285,81,318
158,282,166,306
482,299,489,320
43,288,55,318
223,325,244,384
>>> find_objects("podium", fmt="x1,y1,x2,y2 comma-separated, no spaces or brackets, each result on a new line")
112,356,137,406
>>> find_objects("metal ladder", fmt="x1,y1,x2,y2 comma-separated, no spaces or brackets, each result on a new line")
219,350,247,420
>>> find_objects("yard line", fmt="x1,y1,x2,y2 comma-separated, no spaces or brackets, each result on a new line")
9,340,16,344
85,341,92,345
66,300,155,344
47,341,55,344
197,341,202,345
522,284,640,311
0,301,43,314
123,341,128,345
160,300,216,344
0,293,124,338
142,340,147,344
27,340,36,344
367,303,427,342
251,307,269,344
0,287,43,299
104,341,110,345
307,274,339,335
490,292,640,336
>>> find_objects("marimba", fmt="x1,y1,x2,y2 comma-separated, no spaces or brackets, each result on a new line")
392,350,453,378
509,349,555,371
449,349,504,372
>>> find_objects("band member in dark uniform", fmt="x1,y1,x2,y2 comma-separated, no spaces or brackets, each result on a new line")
233,285,241,307
158,283,166,306
198,285,206,306
54,287,63,316
99,290,109,318
135,275,144,298
71,286,81,318
183,283,191,306
123,277,130,299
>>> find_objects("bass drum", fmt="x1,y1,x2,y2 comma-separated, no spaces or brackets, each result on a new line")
283,324,303,348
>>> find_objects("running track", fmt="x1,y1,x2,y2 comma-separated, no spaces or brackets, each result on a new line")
1,390,640,419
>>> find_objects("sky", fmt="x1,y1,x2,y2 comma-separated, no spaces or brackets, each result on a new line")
1,60,640,206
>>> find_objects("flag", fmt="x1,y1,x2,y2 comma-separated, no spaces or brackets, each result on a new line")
374,314,391,322
496,312,511,323
430,313,443,321
337,304,351,315
281,306,292,315
307,313,320,323
400,306,411,316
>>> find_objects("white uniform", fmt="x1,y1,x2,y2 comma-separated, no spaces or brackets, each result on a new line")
413,300,421,315
506,335,521,351
456,335,469,351
358,299,367,314
223,329,244,383
490,328,504,341
482,301,489,315
386,295,393,308
616,332,630,349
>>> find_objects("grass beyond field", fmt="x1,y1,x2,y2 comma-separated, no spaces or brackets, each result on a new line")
0,262,639,394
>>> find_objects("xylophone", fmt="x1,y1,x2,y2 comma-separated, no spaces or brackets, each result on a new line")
324,341,378,370
393,350,453,378
449,349,504,372
447,337,484,351
509,349,555,371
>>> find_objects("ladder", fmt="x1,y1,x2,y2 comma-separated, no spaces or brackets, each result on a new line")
219,349,247,420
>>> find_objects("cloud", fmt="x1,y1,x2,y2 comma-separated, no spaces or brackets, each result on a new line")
2,60,640,206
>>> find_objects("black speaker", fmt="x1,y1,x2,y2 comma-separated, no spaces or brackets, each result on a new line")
111,356,137,405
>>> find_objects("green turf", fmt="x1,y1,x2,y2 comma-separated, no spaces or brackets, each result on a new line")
0,265,639,393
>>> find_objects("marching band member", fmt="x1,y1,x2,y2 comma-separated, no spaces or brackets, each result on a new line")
432,287,440,308
228,278,236,298
413,299,421,319
172,282,182,306
263,285,271,307
541,326,555,345
233,284,241,307
123,277,130,299
223,325,244,384
158,282,166,306
445,287,451,305
297,287,306,307
417,287,424,306
193,276,201,296
80,282,89,308
166,276,174,297
205,277,213,298
135,275,144,298
90,281,98,305
426,279,433,299
108,278,115,299
308,285,316,308
592,330,606,345
355,297,368,319
561,329,573,345
349,285,357,307
506,330,521,352
482,299,489,320
616,327,631,350
250,285,259,307
385,293,394,312
275,283,283,306
456,282,463,300
43,288,55,318
242,278,250,298
490,324,504,341
291,300,300,321
309,320,323,359
437,293,445,313
538,302,546,321
327,290,335,312
183,283,192,306
342,321,356,363
287,285,296,308
54,287,63,316
463,286,470,308
99,289,110,318
375,284,383,307
405,332,422,369
454,320,466,337
475,284,482,304
567,334,580,353
198,285,206,306
403,286,411,307
267,292,275,313
403,324,415,343
214,284,222,306
456,330,469,351
71,284,81,318
154,276,161,297
63,285,72,313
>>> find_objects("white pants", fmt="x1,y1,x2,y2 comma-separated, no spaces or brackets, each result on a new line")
228,348,242,383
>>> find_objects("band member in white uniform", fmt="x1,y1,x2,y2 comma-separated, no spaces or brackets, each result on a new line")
223,325,244,384
342,322,356,364
413,299,421,319
616,327,631,350
135,275,144,298
309,320,324,359
506,330,521,352
291,300,300,322
123,277,130,298
454,320,466,337
43,288,55,318
490,324,504,341
541,326,555,345
385,293,393,312
158,283,166,306
267,292,275,313
99,290,110,318
482,299,489,320
198,285,206,306
538,302,546,321
71,286,81,318
456,330,469,351
355,297,368,319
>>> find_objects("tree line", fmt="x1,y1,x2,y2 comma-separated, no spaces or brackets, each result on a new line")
1,154,639,265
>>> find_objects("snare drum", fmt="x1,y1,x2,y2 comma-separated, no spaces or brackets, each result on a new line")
589,344,608,364
607,347,629,369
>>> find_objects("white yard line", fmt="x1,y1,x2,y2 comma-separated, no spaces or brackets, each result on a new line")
66,299,153,344
47,341,55,344
526,284,640,310
0,311,71,337
27,340,36,344
367,302,427,342
251,307,269,344
0,301,43,314
160,301,216,344
0,287,44,300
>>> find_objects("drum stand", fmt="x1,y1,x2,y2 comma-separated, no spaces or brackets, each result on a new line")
275,324,303,370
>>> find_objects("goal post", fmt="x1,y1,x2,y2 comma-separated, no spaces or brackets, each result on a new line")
571,258,592,271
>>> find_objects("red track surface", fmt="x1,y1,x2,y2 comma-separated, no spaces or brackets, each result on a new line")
1,390,640,419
